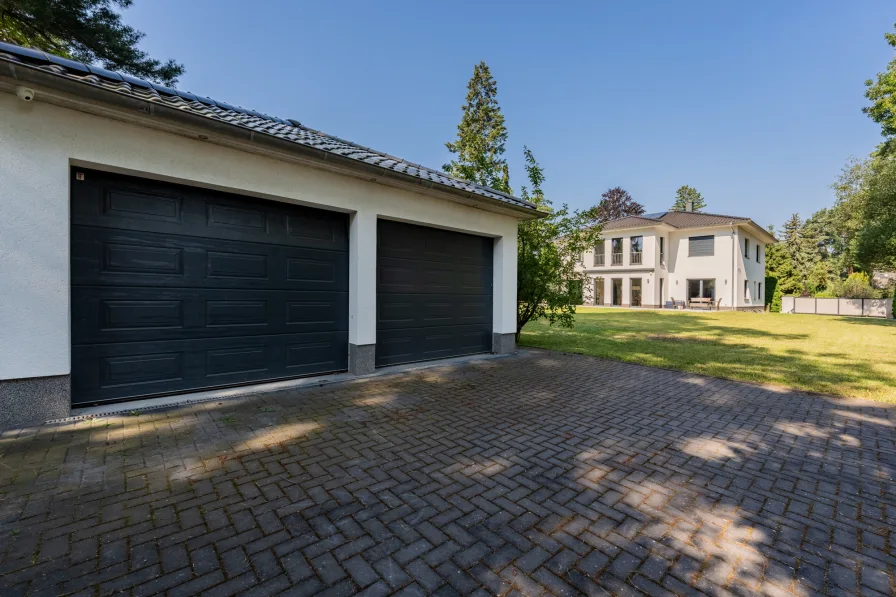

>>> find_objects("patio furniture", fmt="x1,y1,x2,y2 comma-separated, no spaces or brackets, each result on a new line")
688,297,713,310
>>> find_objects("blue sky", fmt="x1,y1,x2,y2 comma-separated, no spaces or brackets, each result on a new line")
125,1,893,228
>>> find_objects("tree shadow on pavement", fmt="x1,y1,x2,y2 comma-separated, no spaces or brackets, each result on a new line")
0,349,894,596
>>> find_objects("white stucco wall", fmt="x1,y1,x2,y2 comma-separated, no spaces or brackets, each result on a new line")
0,94,522,381
735,229,767,308
666,227,737,308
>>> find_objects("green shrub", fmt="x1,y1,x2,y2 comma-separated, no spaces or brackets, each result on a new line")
828,272,876,299
814,290,837,298
766,276,782,312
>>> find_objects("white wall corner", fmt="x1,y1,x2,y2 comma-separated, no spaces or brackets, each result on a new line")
349,210,377,346
492,227,518,335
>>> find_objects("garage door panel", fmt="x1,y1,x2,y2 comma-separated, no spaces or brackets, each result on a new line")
71,170,348,252
376,325,492,367
378,221,492,266
376,220,493,367
73,228,349,291
377,293,491,329
376,257,492,295
73,287,348,343
72,332,347,403
72,168,349,405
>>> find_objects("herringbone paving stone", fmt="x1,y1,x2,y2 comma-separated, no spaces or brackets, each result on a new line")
1,349,895,596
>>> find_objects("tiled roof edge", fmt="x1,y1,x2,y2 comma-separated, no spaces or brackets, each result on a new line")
0,41,536,211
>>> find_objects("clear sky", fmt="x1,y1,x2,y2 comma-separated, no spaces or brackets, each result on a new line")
124,0,894,228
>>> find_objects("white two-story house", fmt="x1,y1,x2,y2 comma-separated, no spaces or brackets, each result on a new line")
576,208,776,311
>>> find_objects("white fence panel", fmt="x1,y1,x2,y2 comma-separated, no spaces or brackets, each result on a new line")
840,299,863,317
794,297,816,314
816,298,839,315
864,299,890,318
781,297,893,318
781,296,795,314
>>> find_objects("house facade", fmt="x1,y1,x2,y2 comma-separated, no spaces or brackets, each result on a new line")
576,210,775,310
0,42,541,428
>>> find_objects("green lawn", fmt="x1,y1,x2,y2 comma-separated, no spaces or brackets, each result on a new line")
519,307,896,402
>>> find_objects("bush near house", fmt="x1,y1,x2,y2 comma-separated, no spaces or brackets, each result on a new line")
765,276,781,312
814,272,889,299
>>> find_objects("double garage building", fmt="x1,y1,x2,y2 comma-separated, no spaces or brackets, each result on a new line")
0,42,539,428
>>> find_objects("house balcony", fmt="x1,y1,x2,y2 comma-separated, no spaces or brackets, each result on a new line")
611,252,623,266
594,254,605,266
630,252,642,265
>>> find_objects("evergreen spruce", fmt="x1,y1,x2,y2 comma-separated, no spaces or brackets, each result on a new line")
444,62,511,193
671,185,706,211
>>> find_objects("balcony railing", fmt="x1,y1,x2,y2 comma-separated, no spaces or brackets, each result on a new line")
630,252,642,265
611,252,623,266
594,254,605,266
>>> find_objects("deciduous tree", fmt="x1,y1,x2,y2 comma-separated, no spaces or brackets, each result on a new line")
864,23,896,156
0,0,184,85
516,147,601,341
584,187,645,223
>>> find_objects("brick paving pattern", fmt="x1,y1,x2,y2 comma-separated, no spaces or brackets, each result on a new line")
1,349,895,596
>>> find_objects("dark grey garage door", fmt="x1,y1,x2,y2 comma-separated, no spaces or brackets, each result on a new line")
71,169,349,405
376,220,493,367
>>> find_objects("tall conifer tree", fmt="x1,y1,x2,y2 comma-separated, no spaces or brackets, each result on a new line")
444,62,511,193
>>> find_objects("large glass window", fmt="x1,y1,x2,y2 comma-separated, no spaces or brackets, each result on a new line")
611,238,623,265
594,240,605,266
630,236,643,265
612,278,623,305
631,278,642,307
687,279,715,300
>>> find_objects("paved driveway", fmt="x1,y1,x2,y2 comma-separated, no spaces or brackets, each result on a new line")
1,350,895,597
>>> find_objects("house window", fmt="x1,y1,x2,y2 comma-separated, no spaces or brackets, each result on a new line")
611,238,623,265
744,238,750,259
630,236,643,265
687,279,715,300
579,250,585,264
744,280,749,300
631,278,642,307
594,240,605,266
611,278,623,305
759,282,762,300
688,235,714,257
659,237,665,265
756,245,760,262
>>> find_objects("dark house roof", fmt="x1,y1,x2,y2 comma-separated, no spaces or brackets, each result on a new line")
601,210,775,242
0,41,537,213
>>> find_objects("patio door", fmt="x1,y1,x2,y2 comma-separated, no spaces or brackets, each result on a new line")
687,279,715,300
594,277,603,305
631,278,642,307
612,279,622,306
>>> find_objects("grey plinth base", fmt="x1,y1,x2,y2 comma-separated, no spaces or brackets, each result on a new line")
492,333,516,354
0,375,71,430
349,343,376,375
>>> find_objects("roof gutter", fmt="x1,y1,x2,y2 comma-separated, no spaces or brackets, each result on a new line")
0,61,544,221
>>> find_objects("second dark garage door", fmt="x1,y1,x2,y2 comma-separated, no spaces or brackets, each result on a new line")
71,169,349,405
376,220,493,367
